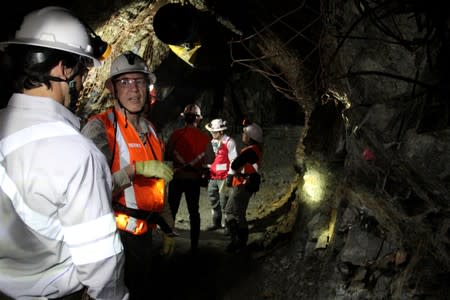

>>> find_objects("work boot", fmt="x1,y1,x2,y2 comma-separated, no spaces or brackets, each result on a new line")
235,227,249,253
190,215,200,252
225,220,239,253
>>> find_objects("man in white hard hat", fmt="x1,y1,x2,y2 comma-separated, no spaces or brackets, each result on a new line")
81,51,175,299
204,118,238,232
225,121,263,253
0,6,128,300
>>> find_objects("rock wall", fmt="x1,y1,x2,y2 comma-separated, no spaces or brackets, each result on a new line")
281,0,450,298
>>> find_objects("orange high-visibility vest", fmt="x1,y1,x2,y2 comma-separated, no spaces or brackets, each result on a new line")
232,144,262,186
91,108,165,234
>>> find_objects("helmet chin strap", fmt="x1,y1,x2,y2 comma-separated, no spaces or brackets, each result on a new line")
47,75,79,113
117,99,139,129
117,98,145,115
68,80,79,113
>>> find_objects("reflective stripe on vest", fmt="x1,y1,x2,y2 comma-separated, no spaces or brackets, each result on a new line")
0,121,121,265
0,122,79,240
105,111,165,211
95,110,165,235
106,112,137,208
115,212,148,235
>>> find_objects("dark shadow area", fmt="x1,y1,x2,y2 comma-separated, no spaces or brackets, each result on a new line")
150,228,257,300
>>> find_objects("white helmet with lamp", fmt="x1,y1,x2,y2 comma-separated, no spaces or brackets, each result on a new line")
0,6,102,66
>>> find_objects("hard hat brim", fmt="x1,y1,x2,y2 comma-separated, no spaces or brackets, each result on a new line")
0,39,101,67
205,124,227,132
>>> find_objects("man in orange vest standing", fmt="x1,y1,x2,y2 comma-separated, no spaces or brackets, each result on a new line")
82,51,175,299
165,104,212,253
204,119,238,232
225,121,263,253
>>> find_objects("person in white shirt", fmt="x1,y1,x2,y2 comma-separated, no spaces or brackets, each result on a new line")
0,6,128,300
204,119,238,232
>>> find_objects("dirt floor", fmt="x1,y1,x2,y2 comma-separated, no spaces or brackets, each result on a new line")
150,188,260,300
150,126,303,299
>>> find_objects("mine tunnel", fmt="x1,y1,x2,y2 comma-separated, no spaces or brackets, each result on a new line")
1,0,449,299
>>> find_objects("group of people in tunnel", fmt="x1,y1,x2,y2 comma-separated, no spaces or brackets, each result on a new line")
0,6,264,300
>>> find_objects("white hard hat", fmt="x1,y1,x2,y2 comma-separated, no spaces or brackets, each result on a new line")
181,104,202,119
205,119,227,132
105,51,156,89
0,6,100,66
244,123,263,143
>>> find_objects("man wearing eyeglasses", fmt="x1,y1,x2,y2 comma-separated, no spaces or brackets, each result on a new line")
81,51,175,299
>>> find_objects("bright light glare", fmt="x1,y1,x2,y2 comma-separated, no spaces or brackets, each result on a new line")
302,169,325,203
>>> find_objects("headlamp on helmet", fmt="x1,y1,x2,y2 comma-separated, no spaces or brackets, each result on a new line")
0,7,107,67
89,31,112,62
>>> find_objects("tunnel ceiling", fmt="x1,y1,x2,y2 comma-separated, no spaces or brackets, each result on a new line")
1,0,318,126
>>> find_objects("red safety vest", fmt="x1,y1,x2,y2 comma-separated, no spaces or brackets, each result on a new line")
232,144,262,186
167,126,210,178
91,108,165,235
210,136,232,180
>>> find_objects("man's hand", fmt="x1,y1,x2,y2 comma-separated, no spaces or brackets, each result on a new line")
160,233,175,257
135,160,174,182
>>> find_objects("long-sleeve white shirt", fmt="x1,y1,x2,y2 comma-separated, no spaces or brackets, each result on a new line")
0,94,128,299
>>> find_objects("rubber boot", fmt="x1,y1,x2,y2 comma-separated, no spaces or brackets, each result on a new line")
190,214,200,253
225,220,239,253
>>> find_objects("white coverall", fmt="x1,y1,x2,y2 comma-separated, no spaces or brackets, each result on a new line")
0,94,128,299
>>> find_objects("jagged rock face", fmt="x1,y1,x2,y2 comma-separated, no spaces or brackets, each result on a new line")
299,1,450,298
1,0,449,299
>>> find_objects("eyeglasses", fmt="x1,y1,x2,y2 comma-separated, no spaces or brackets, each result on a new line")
114,78,148,88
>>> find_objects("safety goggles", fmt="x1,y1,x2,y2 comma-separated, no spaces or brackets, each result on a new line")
114,77,148,88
